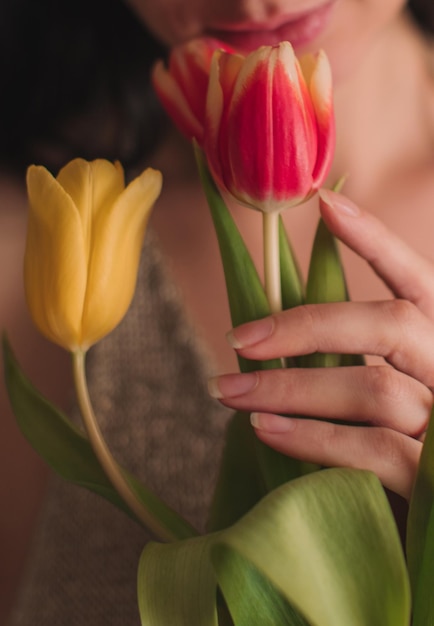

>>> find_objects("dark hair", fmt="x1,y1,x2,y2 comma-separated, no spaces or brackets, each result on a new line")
0,0,433,176
0,0,166,175
408,0,434,34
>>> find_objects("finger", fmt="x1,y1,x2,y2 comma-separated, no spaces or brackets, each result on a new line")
227,300,434,389
250,412,422,500
208,366,432,438
318,189,434,316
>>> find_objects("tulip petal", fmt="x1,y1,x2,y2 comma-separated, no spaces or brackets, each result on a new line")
299,51,333,119
25,166,87,350
205,50,245,189
80,168,163,348
224,44,317,211
152,60,204,141
299,51,335,188
169,38,220,123
56,158,125,260
152,38,235,143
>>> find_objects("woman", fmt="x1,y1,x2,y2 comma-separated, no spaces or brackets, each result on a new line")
3,0,434,623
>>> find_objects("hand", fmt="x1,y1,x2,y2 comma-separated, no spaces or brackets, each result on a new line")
208,190,434,500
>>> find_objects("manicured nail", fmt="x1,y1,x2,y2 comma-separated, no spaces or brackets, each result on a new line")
319,188,360,216
250,413,296,433
226,316,275,349
208,372,259,399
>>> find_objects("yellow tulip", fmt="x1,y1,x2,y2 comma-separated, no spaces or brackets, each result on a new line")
24,158,162,352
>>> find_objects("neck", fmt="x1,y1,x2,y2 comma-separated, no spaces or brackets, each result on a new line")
329,11,434,203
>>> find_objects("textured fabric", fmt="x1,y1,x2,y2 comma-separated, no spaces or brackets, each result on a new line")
8,231,231,625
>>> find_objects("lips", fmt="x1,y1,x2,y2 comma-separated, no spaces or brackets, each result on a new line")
205,1,336,53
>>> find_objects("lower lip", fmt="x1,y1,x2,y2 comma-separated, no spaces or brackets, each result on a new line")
207,1,335,53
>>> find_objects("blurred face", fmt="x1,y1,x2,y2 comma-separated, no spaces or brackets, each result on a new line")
125,0,407,81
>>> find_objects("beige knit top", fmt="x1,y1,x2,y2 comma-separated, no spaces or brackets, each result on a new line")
8,231,231,625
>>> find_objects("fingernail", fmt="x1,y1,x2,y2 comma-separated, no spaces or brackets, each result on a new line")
226,316,275,349
208,372,259,399
250,412,296,433
319,188,360,216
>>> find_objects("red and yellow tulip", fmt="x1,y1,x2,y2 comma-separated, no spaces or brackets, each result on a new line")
152,37,234,143
204,42,335,213
153,39,334,213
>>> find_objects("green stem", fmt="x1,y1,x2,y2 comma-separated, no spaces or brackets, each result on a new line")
263,211,282,314
72,350,175,542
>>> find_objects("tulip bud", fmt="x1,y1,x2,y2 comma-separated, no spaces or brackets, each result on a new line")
151,37,235,143
24,158,162,352
204,42,335,213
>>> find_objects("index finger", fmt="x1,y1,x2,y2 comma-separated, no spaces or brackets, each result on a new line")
319,189,434,317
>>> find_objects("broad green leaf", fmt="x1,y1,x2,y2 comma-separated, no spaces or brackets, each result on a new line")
213,546,310,626
138,534,220,626
407,404,434,624
213,468,410,626
138,469,408,626
3,336,196,540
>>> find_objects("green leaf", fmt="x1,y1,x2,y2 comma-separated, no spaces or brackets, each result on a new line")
303,217,364,368
212,546,310,626
139,469,409,626
410,506,434,626
279,216,304,311
207,409,317,532
407,404,434,624
195,145,279,375
3,335,196,540
213,468,410,626
306,218,348,306
138,535,220,626
253,441,318,494
207,411,266,532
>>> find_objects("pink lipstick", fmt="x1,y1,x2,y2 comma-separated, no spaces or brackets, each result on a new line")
206,1,336,52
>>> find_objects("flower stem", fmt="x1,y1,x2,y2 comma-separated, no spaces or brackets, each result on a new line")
263,211,282,314
72,350,175,542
